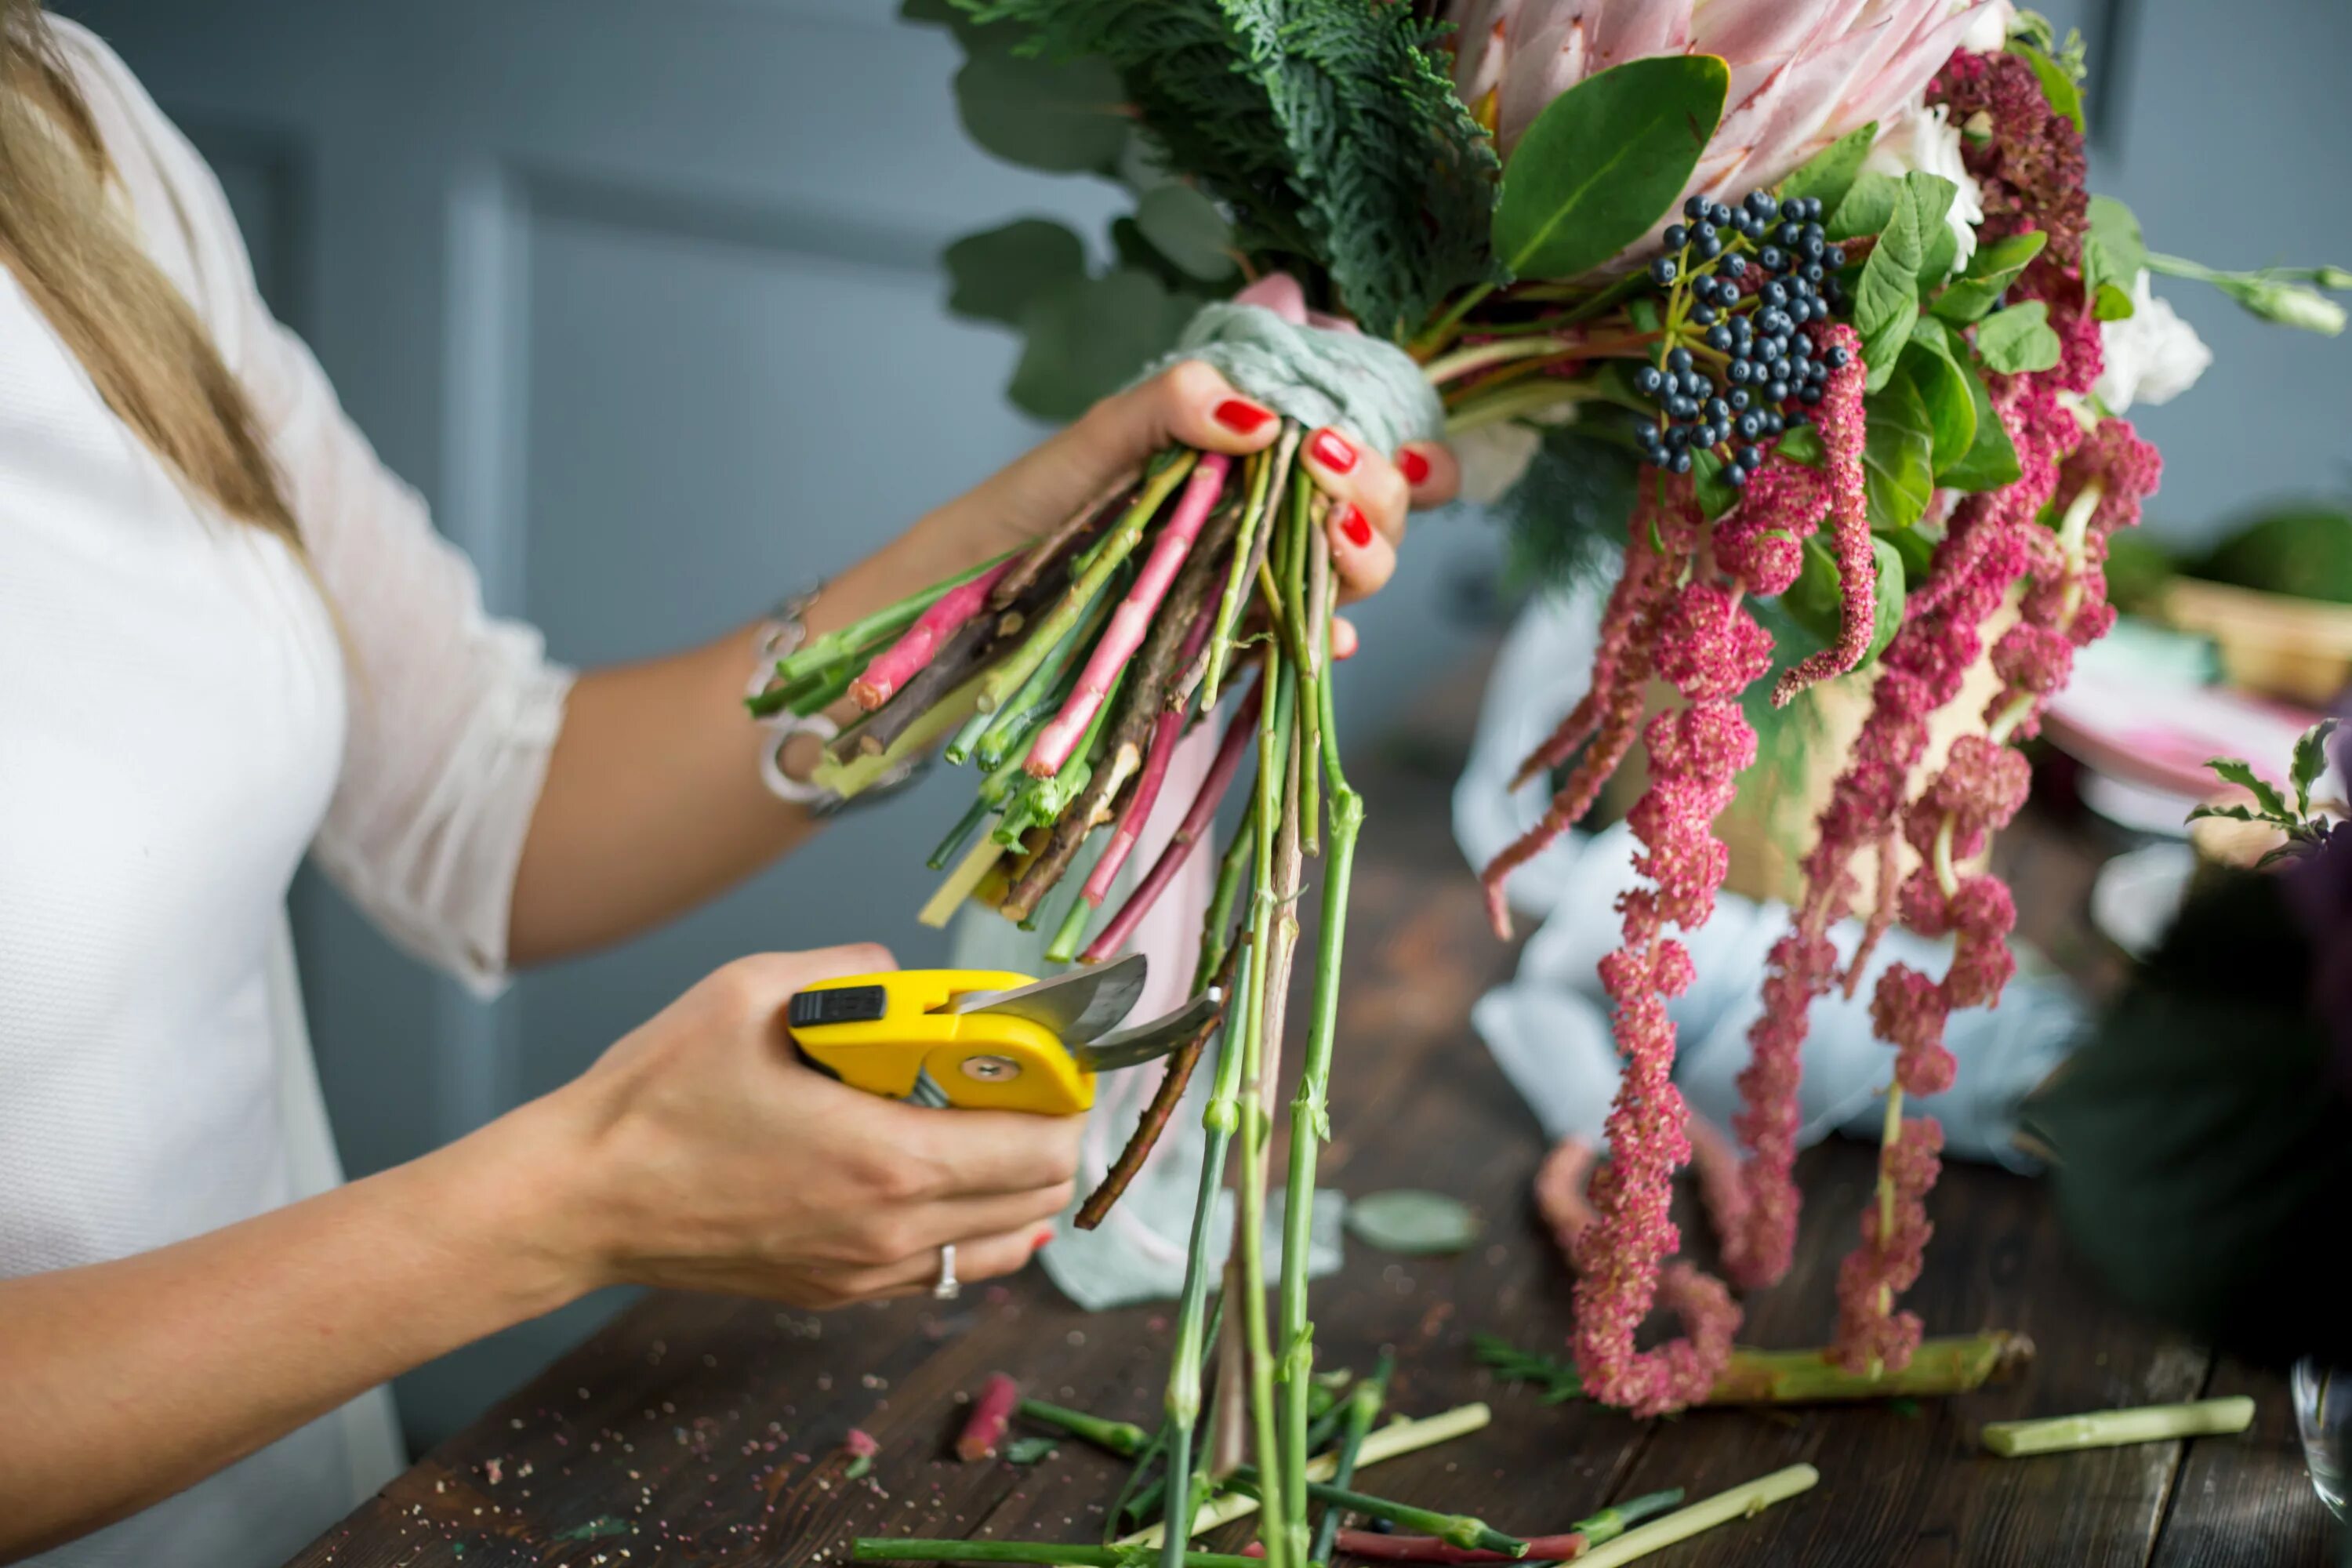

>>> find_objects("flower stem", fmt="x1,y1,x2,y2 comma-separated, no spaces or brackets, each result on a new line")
1566,1465,1818,1568
957,1374,1022,1461
1980,1397,2254,1457
1018,1397,1149,1459
1476,1331,2034,1404
856,1541,1259,1566
1308,1351,1391,1564
1124,1404,1494,1549
771,550,1012,685
1227,1469,1525,1555
1202,429,1295,709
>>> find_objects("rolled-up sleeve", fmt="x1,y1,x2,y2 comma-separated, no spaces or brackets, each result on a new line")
71,25,575,993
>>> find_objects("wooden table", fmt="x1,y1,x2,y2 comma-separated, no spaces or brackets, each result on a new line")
285,712,2338,1568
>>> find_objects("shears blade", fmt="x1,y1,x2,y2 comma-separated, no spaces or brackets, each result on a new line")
1069,987,1225,1072
935,952,1149,1046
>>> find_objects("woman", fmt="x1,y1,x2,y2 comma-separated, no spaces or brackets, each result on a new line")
0,8,1457,1563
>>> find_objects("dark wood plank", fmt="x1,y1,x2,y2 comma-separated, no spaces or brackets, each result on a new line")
280,695,2333,1568
2149,1357,2338,1568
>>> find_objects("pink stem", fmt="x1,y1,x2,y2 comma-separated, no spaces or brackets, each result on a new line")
1080,675,1263,964
1080,599,1221,906
1026,454,1232,777
851,558,1018,710
1245,1534,1588,1563
954,1373,1020,1462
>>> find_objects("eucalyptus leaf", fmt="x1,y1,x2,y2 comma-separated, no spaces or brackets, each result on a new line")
1493,54,1728,281
1777,122,1877,215
943,220,1089,325
1828,170,1900,242
1110,216,1196,293
2084,195,2147,321
1939,358,2020,492
1974,300,2063,373
1134,182,1236,282
1933,230,2049,322
2008,39,2085,134
1903,319,1976,472
1008,270,1197,422
1345,1189,1481,1255
1861,373,1935,532
954,48,1131,174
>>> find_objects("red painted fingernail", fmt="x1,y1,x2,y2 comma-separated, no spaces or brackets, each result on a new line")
1399,448,1432,486
1334,503,1374,550
1308,429,1359,474
1032,1227,1055,1251
1214,398,1273,434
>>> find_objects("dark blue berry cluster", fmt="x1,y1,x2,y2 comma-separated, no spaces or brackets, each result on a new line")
1631,191,1853,486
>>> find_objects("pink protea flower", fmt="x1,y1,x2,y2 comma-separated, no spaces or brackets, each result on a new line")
1452,0,1994,212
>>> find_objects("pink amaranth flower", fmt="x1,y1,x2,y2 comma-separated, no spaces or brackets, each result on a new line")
1833,1115,1944,1374
1929,48,2089,281
1715,459,1826,596
1654,584,1776,702
1771,325,1873,706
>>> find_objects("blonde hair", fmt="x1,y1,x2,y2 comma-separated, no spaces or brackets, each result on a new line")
0,0,297,544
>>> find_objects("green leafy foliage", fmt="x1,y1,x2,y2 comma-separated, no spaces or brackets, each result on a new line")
1903,318,1976,472
1938,358,2021,492
2083,195,2147,321
2007,38,2084,132
1345,1189,1481,1254
944,220,1090,325
1471,1334,1585,1403
2185,717,2339,865
964,0,1500,338
1777,122,1877,216
1008,270,1199,420
1134,183,1237,281
1827,170,1900,242
1852,172,1958,390
1973,299,2063,373
2193,502,2352,603
954,46,1131,172
1773,423,1826,468
1860,373,1935,532
1932,230,2049,322
1497,426,1640,592
1492,54,1728,284
1782,533,1904,668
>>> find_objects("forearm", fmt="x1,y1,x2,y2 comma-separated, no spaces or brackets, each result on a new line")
507,510,1000,964
0,1105,583,1561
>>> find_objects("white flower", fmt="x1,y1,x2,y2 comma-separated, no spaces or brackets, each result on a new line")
1958,0,2014,53
1454,419,1548,506
2095,271,2214,412
1861,102,1984,271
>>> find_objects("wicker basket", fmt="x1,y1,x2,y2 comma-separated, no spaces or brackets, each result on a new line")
2162,577,2352,707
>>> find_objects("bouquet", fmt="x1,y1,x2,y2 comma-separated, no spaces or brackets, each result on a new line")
759,1,2350,1559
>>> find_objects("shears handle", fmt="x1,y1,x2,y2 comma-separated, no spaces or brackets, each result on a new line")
784,970,1095,1115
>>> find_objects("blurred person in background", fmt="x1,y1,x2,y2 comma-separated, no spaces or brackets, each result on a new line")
0,6,1457,1563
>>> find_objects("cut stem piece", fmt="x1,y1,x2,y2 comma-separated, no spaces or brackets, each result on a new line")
1568,1465,1817,1568
856,1543,1258,1567
1980,1397,2255,1457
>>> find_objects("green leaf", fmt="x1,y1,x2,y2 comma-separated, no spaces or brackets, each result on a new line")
1933,230,2050,322
1007,270,1196,422
1492,54,1729,281
1853,172,1957,390
2008,39,2085,133
2291,718,2339,815
1780,535,1905,669
1974,300,2063,373
1777,122,1878,216
1133,183,1236,282
1939,358,2020,492
1773,423,1826,468
1883,518,1936,584
1692,448,1740,519
1861,374,1935,532
1918,216,1959,291
2084,195,2147,321
1346,1189,1481,1255
1828,170,1900,242
1904,318,1976,471
2205,757,2291,818
953,47,1130,174
2185,803,2259,824
942,220,1089,325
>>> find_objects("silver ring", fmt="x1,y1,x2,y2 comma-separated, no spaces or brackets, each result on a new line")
933,1243,960,1301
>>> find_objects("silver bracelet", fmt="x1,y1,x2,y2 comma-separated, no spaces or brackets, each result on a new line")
748,583,930,817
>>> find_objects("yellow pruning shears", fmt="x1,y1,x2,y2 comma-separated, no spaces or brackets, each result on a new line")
784,953,1219,1116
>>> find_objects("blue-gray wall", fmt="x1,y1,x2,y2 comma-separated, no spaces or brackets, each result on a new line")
51,0,2350,1449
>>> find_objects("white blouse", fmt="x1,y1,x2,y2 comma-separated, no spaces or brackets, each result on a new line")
0,22,572,1567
